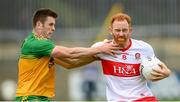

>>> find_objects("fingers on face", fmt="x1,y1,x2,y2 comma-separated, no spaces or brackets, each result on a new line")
104,39,113,43
110,46,120,50
107,50,117,58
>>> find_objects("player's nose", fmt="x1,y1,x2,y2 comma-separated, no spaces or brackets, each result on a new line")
52,26,55,31
118,31,123,36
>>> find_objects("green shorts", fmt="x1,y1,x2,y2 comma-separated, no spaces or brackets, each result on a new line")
15,96,50,102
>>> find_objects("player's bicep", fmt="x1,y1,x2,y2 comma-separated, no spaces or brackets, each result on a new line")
51,45,73,58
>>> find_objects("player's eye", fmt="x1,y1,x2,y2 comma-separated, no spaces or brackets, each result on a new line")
115,29,121,32
122,29,128,32
49,23,55,26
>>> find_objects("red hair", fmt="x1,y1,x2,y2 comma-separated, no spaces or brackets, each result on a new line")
110,13,132,26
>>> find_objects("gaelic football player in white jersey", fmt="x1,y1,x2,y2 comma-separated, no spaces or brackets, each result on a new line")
55,13,171,101
91,13,171,101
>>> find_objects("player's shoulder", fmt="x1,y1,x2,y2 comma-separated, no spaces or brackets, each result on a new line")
91,41,105,47
132,39,153,49
22,33,54,49
132,39,155,57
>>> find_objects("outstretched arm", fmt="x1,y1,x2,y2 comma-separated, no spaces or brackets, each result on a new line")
51,41,119,59
149,62,171,81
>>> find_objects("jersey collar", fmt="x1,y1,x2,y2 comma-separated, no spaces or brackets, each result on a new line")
119,39,132,52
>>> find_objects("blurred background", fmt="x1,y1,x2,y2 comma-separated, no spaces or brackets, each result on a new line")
0,0,180,101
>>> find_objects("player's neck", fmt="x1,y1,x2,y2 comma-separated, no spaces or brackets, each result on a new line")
32,29,47,40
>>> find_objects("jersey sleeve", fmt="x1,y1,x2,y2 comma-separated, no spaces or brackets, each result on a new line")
21,38,55,58
31,40,55,57
140,40,155,58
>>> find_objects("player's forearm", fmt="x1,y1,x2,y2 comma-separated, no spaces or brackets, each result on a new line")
70,56,97,68
55,56,96,69
54,58,73,68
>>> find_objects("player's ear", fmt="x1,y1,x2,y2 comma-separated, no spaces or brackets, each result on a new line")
129,27,132,35
36,21,42,28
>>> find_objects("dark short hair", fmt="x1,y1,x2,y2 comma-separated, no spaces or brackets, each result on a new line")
32,8,58,27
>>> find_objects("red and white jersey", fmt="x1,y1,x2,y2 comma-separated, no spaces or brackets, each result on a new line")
92,39,157,102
